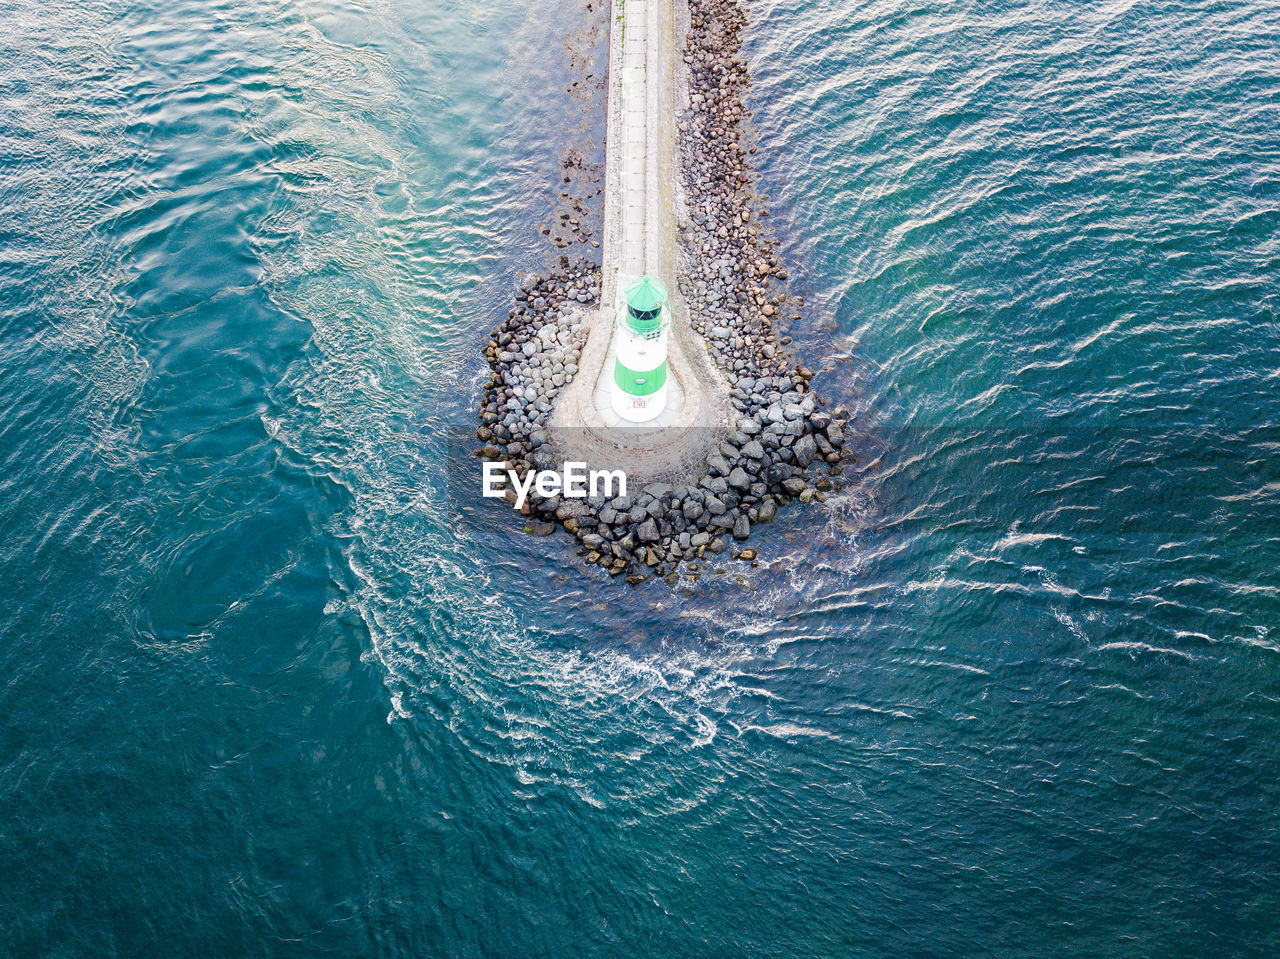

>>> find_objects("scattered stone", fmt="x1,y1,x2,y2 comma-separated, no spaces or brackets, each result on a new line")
793,433,817,468
782,477,807,497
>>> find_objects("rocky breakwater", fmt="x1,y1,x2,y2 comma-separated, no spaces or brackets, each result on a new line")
477,0,850,585
677,0,846,457
479,257,598,471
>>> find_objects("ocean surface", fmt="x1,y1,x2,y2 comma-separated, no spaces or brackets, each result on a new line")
2,0,1278,954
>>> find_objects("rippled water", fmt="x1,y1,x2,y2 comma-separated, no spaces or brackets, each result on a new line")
2,0,1278,954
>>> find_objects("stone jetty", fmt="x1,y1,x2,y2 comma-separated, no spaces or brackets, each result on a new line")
478,0,851,583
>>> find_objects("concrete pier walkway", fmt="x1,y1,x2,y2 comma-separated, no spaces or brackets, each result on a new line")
549,0,730,481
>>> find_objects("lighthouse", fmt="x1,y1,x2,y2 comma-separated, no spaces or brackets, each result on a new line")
611,274,670,423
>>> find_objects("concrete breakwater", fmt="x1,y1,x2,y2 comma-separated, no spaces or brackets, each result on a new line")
478,0,850,583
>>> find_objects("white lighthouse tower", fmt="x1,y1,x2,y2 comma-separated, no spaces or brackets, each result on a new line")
611,274,670,423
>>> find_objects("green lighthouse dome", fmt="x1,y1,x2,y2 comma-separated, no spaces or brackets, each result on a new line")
623,274,668,332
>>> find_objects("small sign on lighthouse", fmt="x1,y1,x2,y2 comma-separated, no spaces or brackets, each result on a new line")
611,274,670,423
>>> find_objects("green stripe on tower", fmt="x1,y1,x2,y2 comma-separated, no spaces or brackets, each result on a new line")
614,358,668,396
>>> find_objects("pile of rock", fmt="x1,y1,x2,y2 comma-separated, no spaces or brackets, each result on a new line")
477,0,850,584
478,258,598,466
542,395,848,584
678,0,804,395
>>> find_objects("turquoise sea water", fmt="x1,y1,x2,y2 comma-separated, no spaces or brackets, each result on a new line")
2,0,1278,954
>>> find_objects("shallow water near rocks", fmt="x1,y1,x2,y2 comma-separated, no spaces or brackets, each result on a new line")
1,0,1278,955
